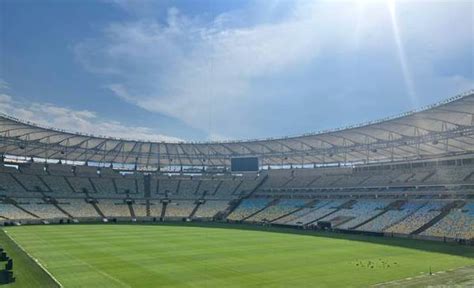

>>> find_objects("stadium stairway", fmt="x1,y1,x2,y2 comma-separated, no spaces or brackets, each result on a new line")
305,175,322,187
219,199,241,220
146,200,151,217
383,201,430,231
9,174,29,192
210,181,223,196
42,195,74,219
134,179,139,194
189,201,203,218
242,199,280,221
194,181,202,195
63,177,77,193
91,201,106,218
411,200,466,235
160,202,167,219
464,171,474,182
271,199,319,223
38,176,53,193
421,171,436,182
222,174,269,219
128,202,136,218
280,176,296,188
350,200,406,230
52,202,74,219
144,175,151,198
88,179,99,194
305,200,356,226
5,198,40,219
111,179,119,194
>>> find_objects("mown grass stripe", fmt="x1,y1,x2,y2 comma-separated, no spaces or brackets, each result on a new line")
0,228,59,288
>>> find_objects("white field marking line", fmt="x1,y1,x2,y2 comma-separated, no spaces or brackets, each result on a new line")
3,230,64,288
372,265,474,287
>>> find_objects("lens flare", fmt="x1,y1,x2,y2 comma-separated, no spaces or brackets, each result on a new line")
388,0,417,106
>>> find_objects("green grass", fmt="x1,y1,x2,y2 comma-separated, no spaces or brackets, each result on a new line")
0,229,58,288
3,223,474,287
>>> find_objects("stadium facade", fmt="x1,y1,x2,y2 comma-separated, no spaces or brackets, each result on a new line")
0,91,473,243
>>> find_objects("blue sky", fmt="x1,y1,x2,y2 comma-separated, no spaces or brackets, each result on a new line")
0,0,472,142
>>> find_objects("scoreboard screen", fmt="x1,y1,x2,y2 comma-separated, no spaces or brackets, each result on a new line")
231,157,259,172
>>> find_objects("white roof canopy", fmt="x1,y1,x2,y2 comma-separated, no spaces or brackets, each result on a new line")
1,90,473,168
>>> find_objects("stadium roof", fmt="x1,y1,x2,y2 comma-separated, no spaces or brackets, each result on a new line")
1,90,473,168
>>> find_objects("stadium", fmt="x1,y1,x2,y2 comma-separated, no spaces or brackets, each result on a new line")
1,1,474,287
0,90,472,287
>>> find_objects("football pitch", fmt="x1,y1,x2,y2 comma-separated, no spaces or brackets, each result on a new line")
2,224,474,288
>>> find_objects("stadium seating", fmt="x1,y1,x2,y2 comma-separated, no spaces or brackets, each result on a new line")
90,178,116,195
165,201,196,218
357,201,426,232
227,199,271,220
246,199,307,222
96,199,130,217
323,200,390,229
114,177,138,195
41,175,74,195
15,198,65,219
194,201,229,218
149,201,162,217
133,201,148,217
66,177,94,194
56,199,100,218
0,203,36,220
421,202,474,239
284,200,347,225
385,201,447,234
1,160,473,240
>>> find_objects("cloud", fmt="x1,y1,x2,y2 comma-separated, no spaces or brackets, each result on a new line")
0,94,182,142
0,79,9,90
75,1,473,140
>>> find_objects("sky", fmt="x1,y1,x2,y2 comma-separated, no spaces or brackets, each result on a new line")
0,0,473,142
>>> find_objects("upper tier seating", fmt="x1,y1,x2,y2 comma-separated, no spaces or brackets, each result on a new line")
48,164,74,176
115,177,138,194
75,166,99,177
41,175,74,195
12,174,49,192
66,177,94,194
0,173,26,194
213,179,240,199
90,178,116,195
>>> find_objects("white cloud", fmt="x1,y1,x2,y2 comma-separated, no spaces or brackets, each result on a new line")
0,79,9,90
0,95,182,142
75,0,473,139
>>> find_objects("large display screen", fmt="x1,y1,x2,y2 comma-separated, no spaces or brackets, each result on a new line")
231,157,259,172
